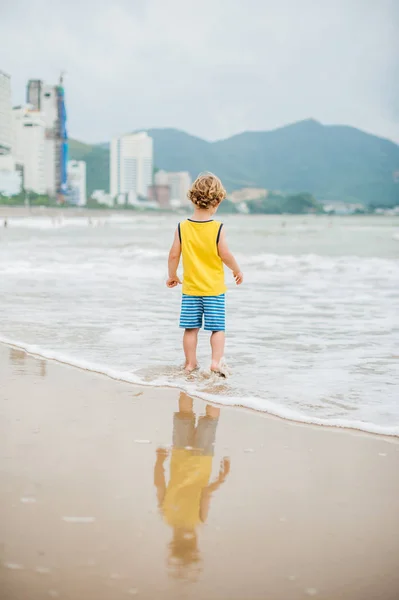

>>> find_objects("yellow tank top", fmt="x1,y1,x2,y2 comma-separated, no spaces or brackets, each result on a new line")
179,219,226,296
162,449,213,528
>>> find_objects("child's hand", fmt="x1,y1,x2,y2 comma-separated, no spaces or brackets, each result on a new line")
156,447,169,462
234,271,243,285
218,457,231,483
166,276,182,288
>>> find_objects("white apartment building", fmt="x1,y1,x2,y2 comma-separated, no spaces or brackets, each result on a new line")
67,160,86,206
155,170,191,205
0,155,22,196
110,132,153,199
39,84,58,197
12,106,46,194
0,70,12,156
0,71,21,196
26,80,62,197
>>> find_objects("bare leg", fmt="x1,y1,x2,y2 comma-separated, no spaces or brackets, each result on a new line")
179,392,194,414
183,328,199,371
210,331,225,372
206,404,220,419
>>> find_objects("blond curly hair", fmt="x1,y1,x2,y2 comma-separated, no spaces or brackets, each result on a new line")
188,172,226,209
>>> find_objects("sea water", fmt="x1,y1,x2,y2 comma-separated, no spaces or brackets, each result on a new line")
1,213,398,436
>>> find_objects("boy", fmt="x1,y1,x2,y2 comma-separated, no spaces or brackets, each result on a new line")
154,392,230,577
166,172,243,374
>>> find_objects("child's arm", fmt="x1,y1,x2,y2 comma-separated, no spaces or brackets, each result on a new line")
199,457,231,522
154,447,168,509
166,228,182,288
217,228,243,285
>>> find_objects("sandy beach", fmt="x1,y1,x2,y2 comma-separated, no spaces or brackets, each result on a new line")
1,343,399,599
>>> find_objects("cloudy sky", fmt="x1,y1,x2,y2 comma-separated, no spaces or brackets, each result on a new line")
1,0,398,143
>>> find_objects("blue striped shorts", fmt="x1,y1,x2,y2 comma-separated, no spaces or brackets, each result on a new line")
179,294,226,331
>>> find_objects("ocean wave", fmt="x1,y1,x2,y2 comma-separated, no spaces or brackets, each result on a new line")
1,335,398,439
3,214,171,230
4,217,97,230
118,247,166,259
239,253,399,275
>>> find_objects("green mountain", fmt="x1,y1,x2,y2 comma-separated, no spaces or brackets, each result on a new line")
69,120,399,206
68,139,109,198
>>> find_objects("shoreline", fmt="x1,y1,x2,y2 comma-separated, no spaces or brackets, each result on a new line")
1,343,399,599
1,338,398,441
0,206,176,218
1,206,398,219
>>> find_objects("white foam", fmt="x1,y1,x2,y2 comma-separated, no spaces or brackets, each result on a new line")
3,562,23,570
5,217,94,230
1,336,398,438
62,516,96,523
35,566,51,574
240,252,399,278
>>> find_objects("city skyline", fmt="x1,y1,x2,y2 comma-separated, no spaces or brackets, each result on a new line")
0,72,87,203
1,71,192,206
1,0,398,145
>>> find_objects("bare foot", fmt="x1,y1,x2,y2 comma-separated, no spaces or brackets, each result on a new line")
210,359,230,378
211,369,226,378
184,363,198,374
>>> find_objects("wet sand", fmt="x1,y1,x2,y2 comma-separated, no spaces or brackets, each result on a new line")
1,344,399,600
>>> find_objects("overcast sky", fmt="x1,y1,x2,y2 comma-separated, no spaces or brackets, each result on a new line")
1,0,398,144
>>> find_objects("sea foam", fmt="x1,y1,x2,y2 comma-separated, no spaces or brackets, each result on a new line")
1,335,398,439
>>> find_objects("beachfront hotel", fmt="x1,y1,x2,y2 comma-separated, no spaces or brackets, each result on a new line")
0,70,22,196
12,105,46,195
67,160,87,206
0,70,12,156
110,131,153,201
26,77,68,200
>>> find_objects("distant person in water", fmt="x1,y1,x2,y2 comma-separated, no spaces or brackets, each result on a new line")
166,172,243,375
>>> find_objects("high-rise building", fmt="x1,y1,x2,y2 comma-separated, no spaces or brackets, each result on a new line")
26,77,68,199
67,160,86,206
154,170,191,205
110,132,153,199
0,155,22,196
0,71,22,196
0,70,12,156
12,106,46,194
26,79,42,112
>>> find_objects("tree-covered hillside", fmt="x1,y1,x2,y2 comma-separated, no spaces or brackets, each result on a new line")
69,139,109,197
69,120,399,205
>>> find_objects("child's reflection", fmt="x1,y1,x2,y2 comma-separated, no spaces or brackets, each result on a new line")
154,392,230,577
9,348,47,377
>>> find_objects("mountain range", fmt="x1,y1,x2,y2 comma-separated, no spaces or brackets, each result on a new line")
69,119,399,206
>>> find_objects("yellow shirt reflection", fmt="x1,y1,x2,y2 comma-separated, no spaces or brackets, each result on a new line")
162,449,212,528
